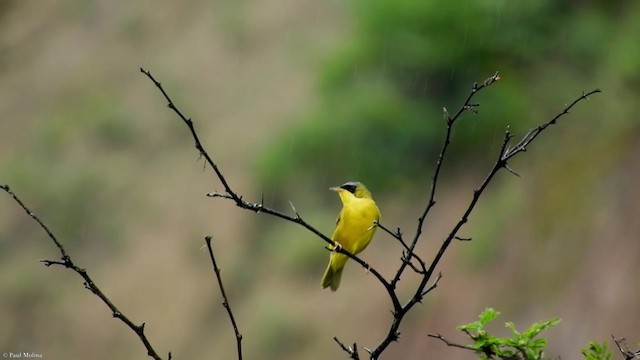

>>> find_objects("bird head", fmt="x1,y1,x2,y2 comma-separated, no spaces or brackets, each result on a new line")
329,181,373,200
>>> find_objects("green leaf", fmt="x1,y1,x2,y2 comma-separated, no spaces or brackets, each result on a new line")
479,308,500,326
581,341,612,360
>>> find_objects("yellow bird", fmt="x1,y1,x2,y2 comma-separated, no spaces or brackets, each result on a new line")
321,181,380,291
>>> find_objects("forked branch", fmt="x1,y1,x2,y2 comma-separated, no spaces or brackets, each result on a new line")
0,184,169,360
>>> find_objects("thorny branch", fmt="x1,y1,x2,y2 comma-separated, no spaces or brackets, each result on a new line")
370,81,600,360
613,335,640,360
427,333,477,352
334,337,361,360
376,221,426,274
205,236,243,360
0,184,169,360
141,68,599,359
369,72,505,359
390,71,501,290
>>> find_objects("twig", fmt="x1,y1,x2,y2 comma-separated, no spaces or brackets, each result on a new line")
420,272,443,298
612,335,640,360
0,184,167,360
369,73,502,360
376,221,426,275
334,337,361,360
205,236,243,360
391,71,501,289
428,333,477,351
503,89,601,161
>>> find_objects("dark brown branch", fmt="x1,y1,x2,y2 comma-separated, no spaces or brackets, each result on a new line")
612,335,640,360
369,73,501,360
0,184,167,360
503,89,601,161
428,333,477,351
369,85,600,359
205,236,243,360
376,221,426,275
403,131,507,318
140,67,403,313
420,272,443,298
391,72,501,289
138,68,240,205
412,87,599,309
334,337,361,360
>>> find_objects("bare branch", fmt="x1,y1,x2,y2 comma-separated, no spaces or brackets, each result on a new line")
369,83,600,359
370,72,502,360
205,236,243,360
612,335,640,360
391,71,501,289
420,272,443,298
376,221,426,275
0,184,167,360
428,333,477,351
412,87,600,309
454,236,472,241
334,337,361,360
502,89,601,161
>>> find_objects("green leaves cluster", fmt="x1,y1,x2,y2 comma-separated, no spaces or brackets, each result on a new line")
457,308,612,360
581,341,612,360
458,308,560,360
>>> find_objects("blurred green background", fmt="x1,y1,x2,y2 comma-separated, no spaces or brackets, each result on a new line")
1,1,638,359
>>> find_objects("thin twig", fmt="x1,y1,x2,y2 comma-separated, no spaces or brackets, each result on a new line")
503,89,601,161
420,272,443,298
428,333,477,351
376,221,426,274
391,71,501,289
205,236,243,360
0,184,167,360
612,335,640,360
334,337,361,360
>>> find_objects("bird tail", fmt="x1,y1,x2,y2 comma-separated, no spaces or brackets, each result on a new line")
321,253,347,292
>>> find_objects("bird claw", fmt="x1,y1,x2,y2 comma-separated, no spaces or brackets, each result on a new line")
332,241,343,252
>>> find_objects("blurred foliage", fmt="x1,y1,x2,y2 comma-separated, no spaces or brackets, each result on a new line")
1,91,137,248
259,0,640,193
581,341,612,360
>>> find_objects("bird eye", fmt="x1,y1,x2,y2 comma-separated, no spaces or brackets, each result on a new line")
340,183,358,194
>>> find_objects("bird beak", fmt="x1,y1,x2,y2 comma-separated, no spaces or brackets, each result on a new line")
329,186,341,192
